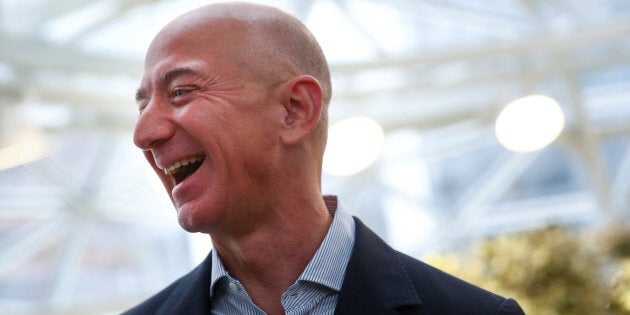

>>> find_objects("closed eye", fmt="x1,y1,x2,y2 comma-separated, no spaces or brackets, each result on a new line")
135,88,149,113
172,87,195,97
170,87,199,105
138,102,148,114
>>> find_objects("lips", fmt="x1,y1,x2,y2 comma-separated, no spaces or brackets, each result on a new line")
163,155,206,184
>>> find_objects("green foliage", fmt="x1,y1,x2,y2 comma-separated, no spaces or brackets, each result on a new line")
608,260,630,314
604,225,630,314
424,225,630,315
479,227,605,315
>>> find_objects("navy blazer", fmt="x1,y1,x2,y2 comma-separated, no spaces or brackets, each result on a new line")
124,218,524,314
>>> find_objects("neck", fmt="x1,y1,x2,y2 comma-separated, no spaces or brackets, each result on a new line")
210,193,332,313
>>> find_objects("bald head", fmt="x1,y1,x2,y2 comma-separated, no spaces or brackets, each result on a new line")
148,2,332,106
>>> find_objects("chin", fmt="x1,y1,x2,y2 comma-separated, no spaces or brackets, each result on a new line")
177,209,204,233
176,206,219,234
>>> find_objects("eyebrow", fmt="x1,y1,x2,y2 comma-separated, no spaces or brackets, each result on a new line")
135,67,206,104
161,67,206,82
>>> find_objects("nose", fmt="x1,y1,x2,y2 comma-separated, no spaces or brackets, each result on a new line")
133,99,175,150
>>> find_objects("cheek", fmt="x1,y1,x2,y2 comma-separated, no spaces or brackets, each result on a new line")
185,97,280,164
238,128,281,183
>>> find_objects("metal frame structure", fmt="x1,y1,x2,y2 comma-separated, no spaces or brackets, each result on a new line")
0,0,629,313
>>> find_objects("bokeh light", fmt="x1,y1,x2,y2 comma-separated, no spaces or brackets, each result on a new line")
495,94,565,153
323,116,385,176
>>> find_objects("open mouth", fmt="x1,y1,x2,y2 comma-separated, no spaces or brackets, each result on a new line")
164,155,206,184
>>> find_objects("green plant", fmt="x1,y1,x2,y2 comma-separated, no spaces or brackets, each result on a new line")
425,226,607,315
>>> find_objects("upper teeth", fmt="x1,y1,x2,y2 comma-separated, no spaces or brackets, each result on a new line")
164,156,203,175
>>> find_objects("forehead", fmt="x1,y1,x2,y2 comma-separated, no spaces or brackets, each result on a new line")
140,40,226,91
143,19,248,76
147,16,248,58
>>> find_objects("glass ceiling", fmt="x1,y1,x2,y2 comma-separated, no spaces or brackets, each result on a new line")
1,0,629,314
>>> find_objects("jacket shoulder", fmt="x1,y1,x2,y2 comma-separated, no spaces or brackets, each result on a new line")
397,251,524,314
122,276,186,315
122,253,213,315
339,218,524,315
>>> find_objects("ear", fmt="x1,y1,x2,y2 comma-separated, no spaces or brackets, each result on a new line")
279,75,324,146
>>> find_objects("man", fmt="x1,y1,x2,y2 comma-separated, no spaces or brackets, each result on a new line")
126,2,524,314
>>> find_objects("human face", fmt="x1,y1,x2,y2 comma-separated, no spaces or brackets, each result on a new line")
133,31,284,234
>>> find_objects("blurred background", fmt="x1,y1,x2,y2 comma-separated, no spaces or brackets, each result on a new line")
1,0,629,314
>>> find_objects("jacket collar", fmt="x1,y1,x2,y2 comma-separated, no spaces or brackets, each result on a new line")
335,218,422,314
157,217,422,314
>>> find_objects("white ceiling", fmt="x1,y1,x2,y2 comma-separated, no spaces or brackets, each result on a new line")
1,0,629,314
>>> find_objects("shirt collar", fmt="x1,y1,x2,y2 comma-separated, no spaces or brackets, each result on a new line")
210,244,230,297
297,195,355,291
209,195,355,296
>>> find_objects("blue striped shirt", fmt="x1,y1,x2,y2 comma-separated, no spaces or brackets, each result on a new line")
209,196,355,314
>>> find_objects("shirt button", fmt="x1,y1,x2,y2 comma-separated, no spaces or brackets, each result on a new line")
228,282,239,292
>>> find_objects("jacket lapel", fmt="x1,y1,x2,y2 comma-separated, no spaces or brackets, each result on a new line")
158,252,213,315
335,218,422,315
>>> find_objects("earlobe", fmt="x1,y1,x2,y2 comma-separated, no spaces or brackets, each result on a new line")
280,75,324,145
